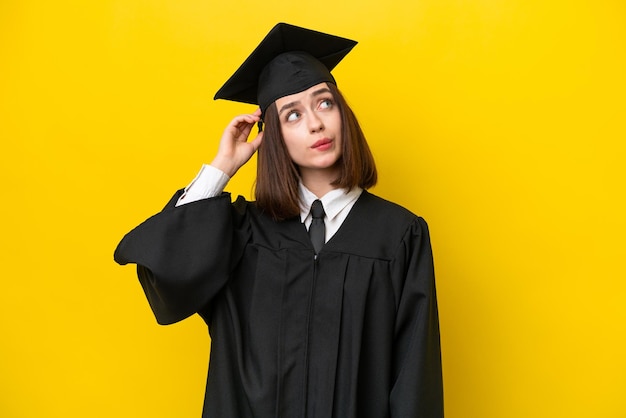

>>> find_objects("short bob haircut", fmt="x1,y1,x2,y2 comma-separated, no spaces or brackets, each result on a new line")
255,82,377,221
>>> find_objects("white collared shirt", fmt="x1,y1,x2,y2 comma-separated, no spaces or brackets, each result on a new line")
298,183,362,243
176,164,362,243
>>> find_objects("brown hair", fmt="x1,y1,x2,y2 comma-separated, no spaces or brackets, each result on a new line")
255,83,377,220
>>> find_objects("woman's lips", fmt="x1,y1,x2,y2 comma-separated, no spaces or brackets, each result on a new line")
311,138,332,150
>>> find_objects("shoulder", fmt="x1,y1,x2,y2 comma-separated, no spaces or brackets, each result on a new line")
357,190,427,232
358,192,433,260
326,191,428,260
359,191,417,218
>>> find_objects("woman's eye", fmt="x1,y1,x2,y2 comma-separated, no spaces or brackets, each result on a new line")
286,111,300,122
319,99,333,109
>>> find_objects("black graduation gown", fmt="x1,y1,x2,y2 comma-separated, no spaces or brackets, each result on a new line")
114,190,443,418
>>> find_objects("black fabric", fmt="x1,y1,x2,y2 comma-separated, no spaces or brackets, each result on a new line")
308,199,325,255
257,51,335,116
114,190,443,417
213,23,357,114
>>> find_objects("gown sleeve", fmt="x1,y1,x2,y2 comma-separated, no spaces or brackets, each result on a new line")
113,191,249,325
389,216,444,417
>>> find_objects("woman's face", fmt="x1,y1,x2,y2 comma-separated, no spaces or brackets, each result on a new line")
275,82,343,176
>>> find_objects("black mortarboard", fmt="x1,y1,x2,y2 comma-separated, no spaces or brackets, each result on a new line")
214,23,357,114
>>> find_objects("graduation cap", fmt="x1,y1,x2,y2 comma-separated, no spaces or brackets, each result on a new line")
214,23,357,115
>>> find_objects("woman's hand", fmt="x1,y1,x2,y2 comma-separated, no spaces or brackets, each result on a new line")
210,109,264,177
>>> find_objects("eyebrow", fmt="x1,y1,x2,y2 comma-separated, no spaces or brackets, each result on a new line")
277,87,332,116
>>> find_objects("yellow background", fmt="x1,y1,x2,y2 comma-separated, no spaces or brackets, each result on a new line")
1,1,625,417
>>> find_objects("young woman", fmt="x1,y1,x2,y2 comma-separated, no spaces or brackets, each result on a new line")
115,23,443,418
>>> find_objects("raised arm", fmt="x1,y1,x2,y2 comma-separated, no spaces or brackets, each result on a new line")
114,111,262,324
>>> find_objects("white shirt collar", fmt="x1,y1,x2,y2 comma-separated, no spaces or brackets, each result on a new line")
298,183,363,223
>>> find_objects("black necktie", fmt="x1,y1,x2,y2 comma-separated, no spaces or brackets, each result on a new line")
309,199,325,255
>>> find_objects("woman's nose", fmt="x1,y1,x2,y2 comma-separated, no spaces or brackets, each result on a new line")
308,113,324,132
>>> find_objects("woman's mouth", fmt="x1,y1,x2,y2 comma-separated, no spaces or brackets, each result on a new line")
311,138,333,151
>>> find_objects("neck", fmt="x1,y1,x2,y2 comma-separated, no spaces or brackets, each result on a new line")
300,167,340,198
